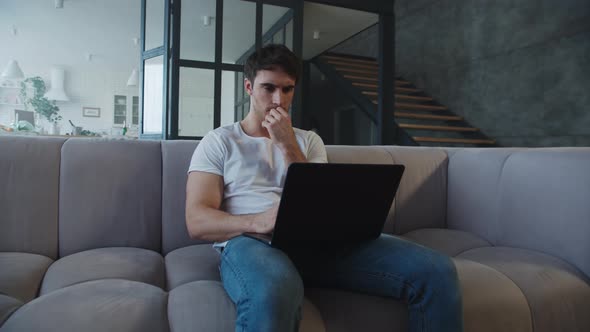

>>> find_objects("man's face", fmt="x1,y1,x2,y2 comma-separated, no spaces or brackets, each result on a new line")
244,69,296,121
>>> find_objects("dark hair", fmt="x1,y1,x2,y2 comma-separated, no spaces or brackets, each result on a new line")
244,44,301,84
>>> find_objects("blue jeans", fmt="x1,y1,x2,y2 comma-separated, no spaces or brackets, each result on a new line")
220,234,463,332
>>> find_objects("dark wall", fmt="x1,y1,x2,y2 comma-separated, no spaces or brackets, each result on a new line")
330,0,590,147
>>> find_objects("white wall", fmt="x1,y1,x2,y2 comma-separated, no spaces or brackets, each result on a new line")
0,0,141,135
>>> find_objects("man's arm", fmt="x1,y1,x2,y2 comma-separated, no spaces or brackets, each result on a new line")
185,171,277,242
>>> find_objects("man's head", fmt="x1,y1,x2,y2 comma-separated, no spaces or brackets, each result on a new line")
244,44,301,84
244,44,301,121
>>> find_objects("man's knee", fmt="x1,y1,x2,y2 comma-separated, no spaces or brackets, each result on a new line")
255,268,305,307
425,252,459,287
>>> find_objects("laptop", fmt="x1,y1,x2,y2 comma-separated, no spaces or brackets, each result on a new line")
244,162,405,256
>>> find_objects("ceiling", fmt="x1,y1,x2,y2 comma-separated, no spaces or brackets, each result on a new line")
302,2,377,59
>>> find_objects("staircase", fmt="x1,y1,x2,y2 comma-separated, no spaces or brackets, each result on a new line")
318,53,496,147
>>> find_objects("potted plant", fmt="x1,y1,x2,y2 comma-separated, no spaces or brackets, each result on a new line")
20,77,62,131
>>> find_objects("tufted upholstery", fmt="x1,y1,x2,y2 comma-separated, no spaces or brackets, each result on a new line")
0,136,588,331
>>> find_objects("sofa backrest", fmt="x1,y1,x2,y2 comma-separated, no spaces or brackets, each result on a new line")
143,143,453,254
162,143,450,253
383,146,449,235
447,148,523,242
58,139,163,257
161,140,205,255
324,146,448,235
447,148,590,278
0,136,66,260
4,136,587,278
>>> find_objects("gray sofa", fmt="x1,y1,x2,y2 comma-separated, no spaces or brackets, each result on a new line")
0,136,589,332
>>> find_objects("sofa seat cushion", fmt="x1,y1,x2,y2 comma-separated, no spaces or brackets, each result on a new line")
40,247,165,295
167,280,234,332
165,244,221,290
402,228,491,256
0,294,22,326
0,279,169,332
168,280,325,332
453,258,532,332
458,247,590,332
305,288,407,332
0,252,53,302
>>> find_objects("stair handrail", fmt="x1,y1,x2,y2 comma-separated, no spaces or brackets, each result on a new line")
309,57,379,124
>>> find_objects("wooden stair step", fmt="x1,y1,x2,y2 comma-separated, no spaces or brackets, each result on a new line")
399,124,478,132
396,87,420,93
362,91,433,102
339,69,411,85
396,94,433,101
356,81,420,92
363,87,422,94
394,112,462,121
335,67,378,74
326,60,378,69
342,71,412,84
372,101,448,111
413,137,495,145
321,55,377,65
343,74,378,82
336,68,411,83
396,103,447,111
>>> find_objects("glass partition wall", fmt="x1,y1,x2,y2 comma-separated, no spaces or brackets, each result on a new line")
140,0,302,140
140,0,168,138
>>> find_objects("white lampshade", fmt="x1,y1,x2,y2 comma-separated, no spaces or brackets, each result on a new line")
1,59,24,79
44,67,70,101
126,68,139,86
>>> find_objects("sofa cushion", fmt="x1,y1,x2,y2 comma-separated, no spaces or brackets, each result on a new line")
305,288,407,332
325,145,394,164
161,141,207,255
454,258,532,332
495,148,590,278
167,280,235,332
446,148,523,243
0,252,53,302
384,146,449,234
0,136,66,259
168,280,325,332
402,228,491,257
59,138,162,257
458,247,590,332
0,279,169,332
0,294,22,326
165,244,221,291
40,247,165,295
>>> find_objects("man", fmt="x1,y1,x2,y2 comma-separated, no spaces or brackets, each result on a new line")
186,44,463,332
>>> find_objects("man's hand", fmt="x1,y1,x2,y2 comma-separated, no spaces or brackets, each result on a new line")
262,106,297,149
251,204,279,234
262,106,306,164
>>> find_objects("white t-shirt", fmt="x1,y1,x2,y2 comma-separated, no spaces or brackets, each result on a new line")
188,122,327,246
